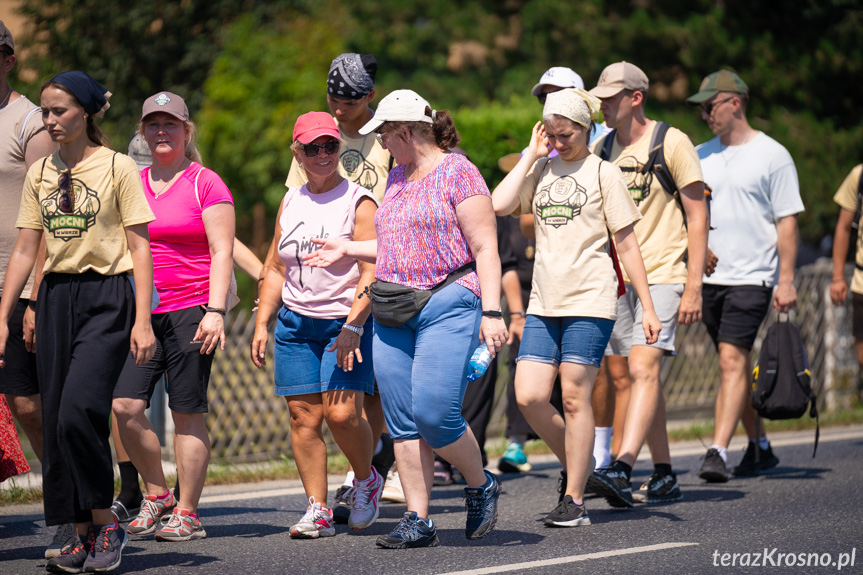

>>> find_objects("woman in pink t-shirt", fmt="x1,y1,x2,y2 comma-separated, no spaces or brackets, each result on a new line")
251,112,381,539
112,92,235,542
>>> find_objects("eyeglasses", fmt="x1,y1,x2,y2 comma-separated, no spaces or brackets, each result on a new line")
58,170,74,213
300,139,340,157
701,96,735,116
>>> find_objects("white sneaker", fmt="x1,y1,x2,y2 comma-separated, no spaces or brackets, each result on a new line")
347,467,383,530
289,497,335,539
381,470,406,503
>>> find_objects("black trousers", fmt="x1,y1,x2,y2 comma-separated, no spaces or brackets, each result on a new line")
37,272,134,526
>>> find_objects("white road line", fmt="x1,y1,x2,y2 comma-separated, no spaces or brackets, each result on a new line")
437,542,700,575
199,485,308,504
645,426,862,461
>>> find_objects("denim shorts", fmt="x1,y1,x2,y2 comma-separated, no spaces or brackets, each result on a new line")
274,306,374,396
517,315,614,368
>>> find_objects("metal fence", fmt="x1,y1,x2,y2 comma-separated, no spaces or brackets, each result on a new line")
193,259,859,464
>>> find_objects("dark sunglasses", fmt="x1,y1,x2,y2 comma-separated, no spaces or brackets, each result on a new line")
537,93,549,105
701,96,736,115
300,139,340,157
58,170,74,213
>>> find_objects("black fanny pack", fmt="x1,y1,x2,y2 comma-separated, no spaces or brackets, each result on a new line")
367,262,477,327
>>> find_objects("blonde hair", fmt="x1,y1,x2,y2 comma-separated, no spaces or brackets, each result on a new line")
138,118,202,163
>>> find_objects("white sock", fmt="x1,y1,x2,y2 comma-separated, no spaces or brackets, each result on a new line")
342,471,355,487
758,437,770,450
593,427,612,469
709,444,728,463
374,439,384,456
508,434,528,447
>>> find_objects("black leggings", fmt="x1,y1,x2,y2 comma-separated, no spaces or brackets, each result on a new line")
37,271,134,526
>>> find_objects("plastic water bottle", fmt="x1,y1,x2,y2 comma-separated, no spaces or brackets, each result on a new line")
467,344,493,382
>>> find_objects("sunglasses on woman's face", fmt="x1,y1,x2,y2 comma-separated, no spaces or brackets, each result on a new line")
300,139,340,158
58,170,74,213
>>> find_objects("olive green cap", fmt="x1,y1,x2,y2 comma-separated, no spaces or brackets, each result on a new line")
686,70,748,104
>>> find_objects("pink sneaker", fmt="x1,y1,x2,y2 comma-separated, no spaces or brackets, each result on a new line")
154,508,207,542
289,497,335,539
127,492,174,536
348,467,383,530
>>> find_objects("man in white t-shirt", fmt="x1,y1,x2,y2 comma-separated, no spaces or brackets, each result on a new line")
587,62,708,508
687,70,804,482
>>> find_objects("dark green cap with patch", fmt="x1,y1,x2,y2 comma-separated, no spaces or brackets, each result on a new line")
686,70,748,104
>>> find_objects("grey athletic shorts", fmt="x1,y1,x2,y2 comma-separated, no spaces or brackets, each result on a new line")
605,284,684,357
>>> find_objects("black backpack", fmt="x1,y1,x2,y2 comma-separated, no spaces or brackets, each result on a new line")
597,121,713,228
751,316,819,456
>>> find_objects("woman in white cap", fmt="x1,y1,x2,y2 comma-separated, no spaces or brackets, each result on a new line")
251,111,381,539
491,88,661,527
112,91,235,542
304,89,506,548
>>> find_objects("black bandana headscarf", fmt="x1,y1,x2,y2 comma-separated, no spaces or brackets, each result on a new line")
47,71,112,118
327,53,377,100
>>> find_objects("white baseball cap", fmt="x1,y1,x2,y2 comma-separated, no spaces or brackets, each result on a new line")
531,67,585,97
358,89,433,135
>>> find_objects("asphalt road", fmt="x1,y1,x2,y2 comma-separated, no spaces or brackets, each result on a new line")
2,425,861,574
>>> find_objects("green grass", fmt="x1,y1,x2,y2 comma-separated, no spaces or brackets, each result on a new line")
4,405,862,507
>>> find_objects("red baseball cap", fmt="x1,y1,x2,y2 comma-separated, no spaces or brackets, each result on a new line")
293,112,339,144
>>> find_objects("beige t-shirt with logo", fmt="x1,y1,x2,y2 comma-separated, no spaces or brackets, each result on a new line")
591,122,703,284
513,153,641,319
0,96,45,299
16,146,155,275
286,129,392,203
833,163,863,294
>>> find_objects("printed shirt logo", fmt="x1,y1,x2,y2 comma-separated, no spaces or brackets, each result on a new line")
42,178,101,241
535,175,587,228
154,93,171,106
340,149,378,192
616,155,652,205
279,222,329,288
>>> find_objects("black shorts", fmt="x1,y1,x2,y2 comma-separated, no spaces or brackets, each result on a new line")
0,298,39,396
702,284,773,351
853,293,863,339
113,305,214,413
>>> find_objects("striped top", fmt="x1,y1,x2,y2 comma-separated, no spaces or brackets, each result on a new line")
374,153,489,296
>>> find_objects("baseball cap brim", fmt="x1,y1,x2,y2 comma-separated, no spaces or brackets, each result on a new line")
588,85,623,98
358,117,384,136
296,126,340,144
531,82,574,97
685,90,719,104
497,153,520,173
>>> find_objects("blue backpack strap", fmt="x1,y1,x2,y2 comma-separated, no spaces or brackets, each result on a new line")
597,130,616,161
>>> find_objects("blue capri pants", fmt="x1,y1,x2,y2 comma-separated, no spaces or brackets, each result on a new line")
373,282,481,449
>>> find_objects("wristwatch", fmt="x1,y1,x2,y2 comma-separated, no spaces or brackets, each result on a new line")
342,323,364,336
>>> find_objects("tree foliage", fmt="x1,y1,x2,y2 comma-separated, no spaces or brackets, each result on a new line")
13,0,863,248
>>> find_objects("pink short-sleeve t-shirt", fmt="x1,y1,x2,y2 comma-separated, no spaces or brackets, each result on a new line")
374,153,489,296
142,163,234,313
